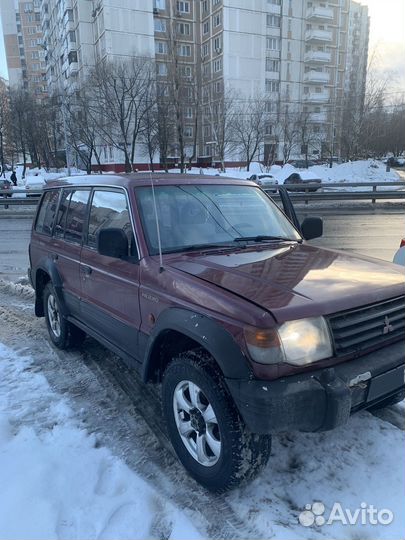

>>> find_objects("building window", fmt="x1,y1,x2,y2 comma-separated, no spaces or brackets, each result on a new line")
177,22,190,35
68,51,78,64
181,65,192,77
154,19,166,32
154,0,166,8
213,58,222,72
266,14,280,27
184,126,193,137
265,79,280,93
213,36,221,51
215,81,221,93
203,21,210,34
266,37,280,50
266,58,280,72
176,1,190,13
203,42,210,57
185,106,193,118
69,31,76,42
202,0,209,12
213,13,221,27
212,0,220,5
156,62,167,76
177,44,191,57
155,41,167,54
265,124,272,135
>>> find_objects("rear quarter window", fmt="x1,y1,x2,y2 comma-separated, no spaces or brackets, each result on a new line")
35,190,60,235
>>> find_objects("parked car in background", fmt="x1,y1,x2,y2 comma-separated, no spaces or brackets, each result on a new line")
248,174,278,191
0,178,12,208
385,157,405,167
393,239,405,266
284,171,322,192
25,173,47,198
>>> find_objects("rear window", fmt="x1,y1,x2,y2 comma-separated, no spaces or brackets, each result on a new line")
35,190,60,235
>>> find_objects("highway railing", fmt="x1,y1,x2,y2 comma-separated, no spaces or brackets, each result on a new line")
1,182,405,209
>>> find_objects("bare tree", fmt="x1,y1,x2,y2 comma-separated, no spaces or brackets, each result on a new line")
276,103,299,164
206,87,236,172
0,82,9,175
88,56,156,173
65,84,103,174
232,95,267,171
8,86,30,178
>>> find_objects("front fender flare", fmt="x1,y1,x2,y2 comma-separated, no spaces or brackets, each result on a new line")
141,308,252,381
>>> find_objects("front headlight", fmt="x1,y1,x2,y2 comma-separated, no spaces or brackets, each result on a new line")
244,317,333,366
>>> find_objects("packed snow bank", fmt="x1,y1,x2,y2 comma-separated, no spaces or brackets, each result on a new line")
167,160,403,191
309,160,401,190
0,343,201,540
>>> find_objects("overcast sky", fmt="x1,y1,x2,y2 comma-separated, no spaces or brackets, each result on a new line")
0,2,404,89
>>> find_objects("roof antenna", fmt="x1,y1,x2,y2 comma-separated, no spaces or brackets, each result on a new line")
148,164,164,273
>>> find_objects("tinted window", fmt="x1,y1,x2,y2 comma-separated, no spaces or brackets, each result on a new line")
35,190,60,235
64,190,90,243
86,190,137,257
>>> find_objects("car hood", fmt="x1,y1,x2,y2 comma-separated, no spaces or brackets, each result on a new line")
168,243,405,323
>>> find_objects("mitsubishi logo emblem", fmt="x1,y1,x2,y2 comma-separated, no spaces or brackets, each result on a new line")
383,316,394,335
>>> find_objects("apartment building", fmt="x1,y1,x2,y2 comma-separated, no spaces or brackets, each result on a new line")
0,0,47,96
5,0,367,168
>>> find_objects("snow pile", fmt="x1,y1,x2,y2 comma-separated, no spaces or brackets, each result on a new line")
0,343,201,540
167,160,403,191
309,160,401,190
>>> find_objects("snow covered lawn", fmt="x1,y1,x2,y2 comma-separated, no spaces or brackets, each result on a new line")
0,343,201,540
1,335,404,540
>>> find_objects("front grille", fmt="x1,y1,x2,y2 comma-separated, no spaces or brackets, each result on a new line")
328,296,405,357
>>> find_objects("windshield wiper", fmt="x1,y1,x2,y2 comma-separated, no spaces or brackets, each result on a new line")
233,235,300,243
163,242,238,254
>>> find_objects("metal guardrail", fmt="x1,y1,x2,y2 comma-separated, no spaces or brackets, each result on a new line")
1,182,405,208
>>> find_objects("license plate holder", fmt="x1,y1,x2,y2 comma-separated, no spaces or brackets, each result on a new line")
367,365,405,403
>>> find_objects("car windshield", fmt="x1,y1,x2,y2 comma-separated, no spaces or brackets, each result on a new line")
135,184,301,255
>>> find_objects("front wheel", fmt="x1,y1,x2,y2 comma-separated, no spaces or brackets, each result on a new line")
43,282,86,349
162,350,271,492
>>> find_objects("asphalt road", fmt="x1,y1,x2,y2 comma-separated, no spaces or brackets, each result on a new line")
0,209,404,281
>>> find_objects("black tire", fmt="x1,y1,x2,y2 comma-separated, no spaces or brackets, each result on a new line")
43,282,86,349
162,349,272,492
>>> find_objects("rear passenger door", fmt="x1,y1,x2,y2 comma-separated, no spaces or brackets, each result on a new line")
49,188,91,317
80,188,141,363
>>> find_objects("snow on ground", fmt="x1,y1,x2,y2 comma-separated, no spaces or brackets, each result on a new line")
169,160,403,191
0,342,201,540
1,331,404,539
0,278,404,539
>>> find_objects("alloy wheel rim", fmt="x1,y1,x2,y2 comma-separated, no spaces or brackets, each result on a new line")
173,380,221,467
47,293,61,338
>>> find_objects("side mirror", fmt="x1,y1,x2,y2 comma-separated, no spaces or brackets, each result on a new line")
301,217,323,240
97,228,128,258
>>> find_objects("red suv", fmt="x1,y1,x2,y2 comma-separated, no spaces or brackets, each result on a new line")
29,174,405,491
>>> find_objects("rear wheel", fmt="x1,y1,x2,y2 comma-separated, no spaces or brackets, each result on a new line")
162,349,271,492
43,282,86,349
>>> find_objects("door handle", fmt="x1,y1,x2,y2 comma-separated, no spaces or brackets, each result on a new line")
83,266,92,276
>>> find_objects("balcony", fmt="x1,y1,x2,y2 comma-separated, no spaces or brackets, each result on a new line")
304,91,330,103
304,50,331,63
306,6,334,21
303,70,330,84
305,29,333,42
309,112,328,123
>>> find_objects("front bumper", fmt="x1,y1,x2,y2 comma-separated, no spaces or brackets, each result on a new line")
226,341,405,434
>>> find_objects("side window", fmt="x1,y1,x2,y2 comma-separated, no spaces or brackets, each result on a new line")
35,190,60,235
54,189,90,243
64,190,91,243
54,189,72,239
86,190,138,258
